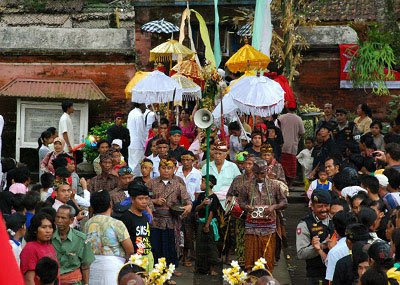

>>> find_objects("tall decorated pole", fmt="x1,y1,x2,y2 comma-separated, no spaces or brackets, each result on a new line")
193,109,214,220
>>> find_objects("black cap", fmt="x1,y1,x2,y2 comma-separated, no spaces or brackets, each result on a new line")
127,182,149,197
336,108,348,115
311,189,332,204
345,223,371,242
317,121,333,132
367,241,391,264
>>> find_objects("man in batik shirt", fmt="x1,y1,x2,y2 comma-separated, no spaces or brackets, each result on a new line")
147,156,192,277
238,158,287,272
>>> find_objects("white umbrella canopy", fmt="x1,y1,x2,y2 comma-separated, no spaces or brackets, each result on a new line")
171,74,201,101
229,75,285,117
212,93,240,120
131,70,183,104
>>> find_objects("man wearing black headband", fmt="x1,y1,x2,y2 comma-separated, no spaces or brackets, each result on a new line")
120,182,153,271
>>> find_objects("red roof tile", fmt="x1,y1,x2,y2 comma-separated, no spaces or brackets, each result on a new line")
0,78,108,101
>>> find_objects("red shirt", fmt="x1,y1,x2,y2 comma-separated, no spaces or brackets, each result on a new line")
20,241,59,285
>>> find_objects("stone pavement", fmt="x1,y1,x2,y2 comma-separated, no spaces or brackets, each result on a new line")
171,252,292,285
169,186,308,284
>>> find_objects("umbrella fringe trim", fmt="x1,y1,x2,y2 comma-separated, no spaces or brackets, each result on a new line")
131,90,183,104
235,99,285,117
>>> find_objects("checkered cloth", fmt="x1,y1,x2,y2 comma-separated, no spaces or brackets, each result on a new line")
141,19,179,34
237,23,252,36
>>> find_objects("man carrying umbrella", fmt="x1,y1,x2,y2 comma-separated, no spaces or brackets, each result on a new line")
127,103,147,176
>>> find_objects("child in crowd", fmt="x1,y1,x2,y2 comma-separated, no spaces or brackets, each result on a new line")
194,175,222,275
110,149,127,176
133,159,153,185
297,137,314,192
35,257,59,285
146,139,160,178
39,173,55,202
5,213,26,265
9,166,30,194
111,139,123,152
120,182,154,272
307,166,332,204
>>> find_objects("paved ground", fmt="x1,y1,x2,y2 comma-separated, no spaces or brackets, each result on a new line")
170,186,308,285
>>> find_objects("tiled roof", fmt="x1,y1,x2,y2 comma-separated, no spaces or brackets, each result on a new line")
0,78,108,101
310,0,400,22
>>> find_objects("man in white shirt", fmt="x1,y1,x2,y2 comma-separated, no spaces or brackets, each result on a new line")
175,150,202,201
59,101,75,154
127,103,146,175
143,105,156,134
201,141,241,207
325,210,357,282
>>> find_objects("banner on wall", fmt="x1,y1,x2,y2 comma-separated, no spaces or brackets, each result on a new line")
339,43,400,89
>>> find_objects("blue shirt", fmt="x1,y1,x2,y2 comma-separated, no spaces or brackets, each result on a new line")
25,212,34,228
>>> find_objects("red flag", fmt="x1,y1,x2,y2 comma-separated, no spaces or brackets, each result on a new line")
0,214,24,285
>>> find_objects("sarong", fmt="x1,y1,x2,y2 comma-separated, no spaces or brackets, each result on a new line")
150,228,179,267
235,218,245,266
89,255,125,285
195,222,220,273
281,153,297,178
244,233,276,272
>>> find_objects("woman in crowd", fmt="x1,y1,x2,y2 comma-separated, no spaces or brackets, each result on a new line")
20,212,58,285
37,130,54,179
84,190,134,285
179,108,196,143
354,103,373,135
40,137,65,175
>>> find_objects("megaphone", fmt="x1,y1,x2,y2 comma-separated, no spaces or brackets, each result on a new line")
194,109,214,129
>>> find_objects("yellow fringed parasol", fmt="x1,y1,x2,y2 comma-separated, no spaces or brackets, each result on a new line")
172,57,204,80
171,74,201,100
225,44,271,73
125,71,150,99
149,39,194,63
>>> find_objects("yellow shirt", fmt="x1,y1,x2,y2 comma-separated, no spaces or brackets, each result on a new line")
354,116,372,134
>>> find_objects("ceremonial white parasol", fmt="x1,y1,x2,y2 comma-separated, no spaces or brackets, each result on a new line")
171,74,201,101
131,70,183,104
212,93,240,120
229,75,285,117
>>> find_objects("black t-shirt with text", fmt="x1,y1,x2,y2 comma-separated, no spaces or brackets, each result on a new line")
120,210,151,255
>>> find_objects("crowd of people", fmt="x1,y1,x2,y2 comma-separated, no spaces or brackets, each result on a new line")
0,98,400,285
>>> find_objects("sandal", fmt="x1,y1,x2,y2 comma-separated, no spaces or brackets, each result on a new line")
210,270,218,276
167,280,177,285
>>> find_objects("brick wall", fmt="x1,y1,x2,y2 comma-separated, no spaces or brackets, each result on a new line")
0,54,136,159
294,49,400,119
